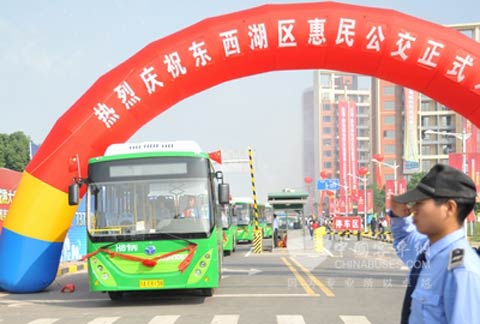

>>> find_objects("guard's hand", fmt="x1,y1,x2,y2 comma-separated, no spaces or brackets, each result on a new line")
390,197,411,217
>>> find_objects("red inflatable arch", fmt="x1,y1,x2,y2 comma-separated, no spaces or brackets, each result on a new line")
1,1,480,292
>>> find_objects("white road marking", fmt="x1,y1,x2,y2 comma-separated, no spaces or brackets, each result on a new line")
148,315,180,324
27,320,59,324
213,293,316,297
340,315,372,324
244,248,252,257
211,315,239,324
323,247,334,257
7,300,33,307
87,317,120,324
222,267,262,276
277,315,306,324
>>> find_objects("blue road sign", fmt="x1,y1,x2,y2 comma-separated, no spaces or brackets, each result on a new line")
317,179,340,190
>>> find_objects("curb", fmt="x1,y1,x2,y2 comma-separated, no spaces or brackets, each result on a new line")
56,262,86,277
363,235,393,244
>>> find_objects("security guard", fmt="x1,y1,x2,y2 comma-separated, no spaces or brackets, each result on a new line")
389,164,480,323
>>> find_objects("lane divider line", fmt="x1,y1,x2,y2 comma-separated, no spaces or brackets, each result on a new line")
289,257,335,297
281,257,317,297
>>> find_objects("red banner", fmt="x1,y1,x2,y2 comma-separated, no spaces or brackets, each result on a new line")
385,179,407,209
465,120,478,155
348,101,358,194
398,179,407,194
338,101,349,214
328,195,335,215
358,189,374,214
333,216,362,231
449,152,480,184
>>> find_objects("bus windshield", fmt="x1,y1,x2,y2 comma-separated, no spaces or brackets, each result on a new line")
87,177,214,241
234,204,252,225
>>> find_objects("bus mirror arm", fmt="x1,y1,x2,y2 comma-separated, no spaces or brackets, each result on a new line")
215,171,224,183
68,177,88,206
218,183,230,205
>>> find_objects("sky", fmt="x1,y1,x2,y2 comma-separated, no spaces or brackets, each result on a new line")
1,0,479,201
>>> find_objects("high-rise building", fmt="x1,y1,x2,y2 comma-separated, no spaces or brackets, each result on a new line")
303,70,371,208
302,87,315,181
371,80,406,183
417,23,480,172
304,23,480,201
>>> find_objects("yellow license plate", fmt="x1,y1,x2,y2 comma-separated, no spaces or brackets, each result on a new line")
139,279,164,288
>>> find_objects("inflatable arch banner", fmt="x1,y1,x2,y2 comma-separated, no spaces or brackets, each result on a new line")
1,1,480,292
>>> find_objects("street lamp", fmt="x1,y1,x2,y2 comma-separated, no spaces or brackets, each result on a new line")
424,129,471,173
371,158,400,194
348,173,368,229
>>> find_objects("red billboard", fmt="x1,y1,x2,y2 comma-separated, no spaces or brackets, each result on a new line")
385,179,407,210
333,216,363,231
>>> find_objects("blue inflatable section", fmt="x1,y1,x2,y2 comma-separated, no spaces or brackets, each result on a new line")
0,228,63,292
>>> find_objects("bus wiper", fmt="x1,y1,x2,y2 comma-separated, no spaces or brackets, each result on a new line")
157,231,197,246
99,241,120,250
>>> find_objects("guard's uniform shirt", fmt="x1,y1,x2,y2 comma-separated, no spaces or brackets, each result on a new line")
391,216,480,323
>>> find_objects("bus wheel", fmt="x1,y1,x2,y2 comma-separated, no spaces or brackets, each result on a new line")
108,291,124,301
224,250,231,256
201,288,215,297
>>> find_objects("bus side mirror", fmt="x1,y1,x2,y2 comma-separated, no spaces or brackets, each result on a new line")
68,183,80,206
218,183,230,205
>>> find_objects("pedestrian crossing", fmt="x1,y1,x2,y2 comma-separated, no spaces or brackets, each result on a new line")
0,315,372,324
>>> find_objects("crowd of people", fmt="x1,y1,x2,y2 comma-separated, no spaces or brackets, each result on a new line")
302,212,392,241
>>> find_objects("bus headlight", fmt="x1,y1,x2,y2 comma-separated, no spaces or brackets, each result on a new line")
187,248,214,285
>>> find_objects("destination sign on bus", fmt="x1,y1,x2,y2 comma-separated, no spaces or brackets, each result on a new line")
109,162,187,178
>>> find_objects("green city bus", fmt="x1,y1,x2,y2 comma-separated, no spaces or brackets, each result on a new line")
232,197,254,243
262,203,274,238
68,141,229,300
221,202,237,255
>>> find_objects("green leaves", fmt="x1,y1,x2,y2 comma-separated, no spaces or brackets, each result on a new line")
0,131,31,171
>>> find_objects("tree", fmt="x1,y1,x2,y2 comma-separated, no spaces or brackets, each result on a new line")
407,171,426,190
0,131,31,171
370,184,385,214
0,133,7,168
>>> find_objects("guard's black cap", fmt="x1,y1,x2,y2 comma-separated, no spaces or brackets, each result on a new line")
393,164,477,204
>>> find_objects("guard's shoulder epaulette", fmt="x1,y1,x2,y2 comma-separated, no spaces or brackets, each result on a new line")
448,248,465,270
